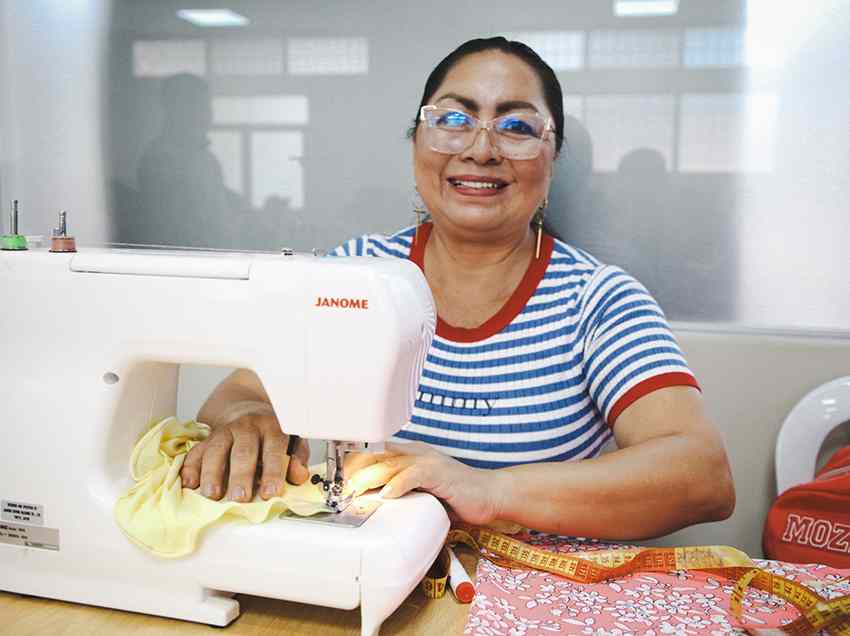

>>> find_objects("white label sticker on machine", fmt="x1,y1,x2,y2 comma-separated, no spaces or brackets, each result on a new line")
1,500,44,525
0,522,59,551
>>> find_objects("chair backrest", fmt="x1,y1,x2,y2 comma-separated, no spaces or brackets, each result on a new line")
775,376,850,495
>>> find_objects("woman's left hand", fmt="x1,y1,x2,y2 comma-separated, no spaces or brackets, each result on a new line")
346,442,504,526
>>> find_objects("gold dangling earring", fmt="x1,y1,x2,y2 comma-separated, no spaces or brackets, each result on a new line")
412,187,427,245
534,197,548,259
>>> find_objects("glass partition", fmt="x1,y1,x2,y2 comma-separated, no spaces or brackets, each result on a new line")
1,0,848,330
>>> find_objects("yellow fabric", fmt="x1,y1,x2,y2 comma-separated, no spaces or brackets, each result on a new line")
114,416,328,558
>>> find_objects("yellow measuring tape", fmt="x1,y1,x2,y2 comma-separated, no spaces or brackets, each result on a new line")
423,527,850,635
421,545,451,600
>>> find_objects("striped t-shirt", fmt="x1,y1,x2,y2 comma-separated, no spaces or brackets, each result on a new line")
332,223,698,469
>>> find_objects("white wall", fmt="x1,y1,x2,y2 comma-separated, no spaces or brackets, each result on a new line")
642,327,850,556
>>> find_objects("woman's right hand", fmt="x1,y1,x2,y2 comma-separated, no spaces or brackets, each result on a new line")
179,414,310,502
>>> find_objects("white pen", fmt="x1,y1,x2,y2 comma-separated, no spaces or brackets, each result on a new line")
447,547,475,603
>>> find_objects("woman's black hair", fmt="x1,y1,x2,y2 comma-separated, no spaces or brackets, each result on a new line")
408,37,565,154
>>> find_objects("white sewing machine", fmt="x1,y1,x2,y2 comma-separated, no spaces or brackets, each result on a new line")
0,243,449,636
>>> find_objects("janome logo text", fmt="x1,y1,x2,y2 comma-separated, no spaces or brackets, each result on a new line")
314,296,369,309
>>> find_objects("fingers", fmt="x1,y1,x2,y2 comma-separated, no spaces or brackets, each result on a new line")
348,455,416,494
226,422,260,502
199,429,233,500
343,442,414,481
343,450,394,477
286,456,309,486
344,442,428,493
184,413,313,501
258,430,288,500
380,464,427,499
180,439,206,489
286,437,310,485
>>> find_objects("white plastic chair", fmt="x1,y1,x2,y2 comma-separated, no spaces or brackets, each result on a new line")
775,376,850,495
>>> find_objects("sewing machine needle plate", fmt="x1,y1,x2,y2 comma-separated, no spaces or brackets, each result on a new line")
280,496,382,528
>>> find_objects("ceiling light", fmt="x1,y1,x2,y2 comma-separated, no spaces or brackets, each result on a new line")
177,9,249,27
614,0,679,17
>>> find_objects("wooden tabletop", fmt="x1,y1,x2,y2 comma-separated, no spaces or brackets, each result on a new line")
0,553,478,636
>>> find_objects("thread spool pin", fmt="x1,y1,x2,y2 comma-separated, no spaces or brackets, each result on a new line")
49,210,77,253
1,200,28,251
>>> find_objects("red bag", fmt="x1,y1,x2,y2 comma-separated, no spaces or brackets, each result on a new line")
763,446,850,567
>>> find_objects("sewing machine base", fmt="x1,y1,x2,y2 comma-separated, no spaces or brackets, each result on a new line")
0,492,448,636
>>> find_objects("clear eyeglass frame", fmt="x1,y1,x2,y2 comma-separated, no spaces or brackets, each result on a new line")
419,105,554,160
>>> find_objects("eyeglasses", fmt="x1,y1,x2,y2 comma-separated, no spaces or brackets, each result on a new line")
419,105,553,160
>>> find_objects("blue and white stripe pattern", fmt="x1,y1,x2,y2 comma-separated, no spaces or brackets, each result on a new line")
332,226,696,469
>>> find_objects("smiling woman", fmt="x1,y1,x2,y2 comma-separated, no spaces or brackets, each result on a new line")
186,36,735,541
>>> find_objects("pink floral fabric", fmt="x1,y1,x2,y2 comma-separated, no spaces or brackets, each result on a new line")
464,533,850,636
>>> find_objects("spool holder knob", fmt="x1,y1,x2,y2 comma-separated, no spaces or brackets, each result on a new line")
50,210,77,253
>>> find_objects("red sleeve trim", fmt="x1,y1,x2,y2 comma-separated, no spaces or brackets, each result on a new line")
606,371,701,428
